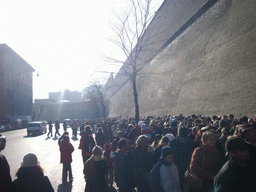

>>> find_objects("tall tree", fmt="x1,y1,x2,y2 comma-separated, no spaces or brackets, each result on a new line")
107,0,155,123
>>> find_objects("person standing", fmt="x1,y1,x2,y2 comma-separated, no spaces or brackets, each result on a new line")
59,134,74,184
71,120,78,139
95,127,105,149
154,136,169,162
189,131,223,192
0,135,13,192
12,153,54,192
132,135,155,192
169,127,190,175
103,142,114,187
63,121,67,132
79,125,95,164
55,119,61,138
214,136,253,192
84,145,108,192
150,146,182,192
47,120,53,137
114,138,135,192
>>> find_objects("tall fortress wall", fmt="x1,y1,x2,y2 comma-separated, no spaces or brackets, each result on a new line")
106,0,256,118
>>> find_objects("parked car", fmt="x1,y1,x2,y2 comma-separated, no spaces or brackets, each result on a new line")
64,119,71,127
1,117,15,130
0,125,6,132
27,121,47,135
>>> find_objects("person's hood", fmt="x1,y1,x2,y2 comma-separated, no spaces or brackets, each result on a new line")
16,166,44,179
61,140,70,147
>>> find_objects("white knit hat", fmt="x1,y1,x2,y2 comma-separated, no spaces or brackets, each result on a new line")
21,153,39,167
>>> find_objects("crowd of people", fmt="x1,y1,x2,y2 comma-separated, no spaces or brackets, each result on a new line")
0,113,256,192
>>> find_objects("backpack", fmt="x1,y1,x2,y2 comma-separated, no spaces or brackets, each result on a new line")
84,135,95,152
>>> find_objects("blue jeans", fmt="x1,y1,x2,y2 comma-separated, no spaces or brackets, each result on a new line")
62,163,72,183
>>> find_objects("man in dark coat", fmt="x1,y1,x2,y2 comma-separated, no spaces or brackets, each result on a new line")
0,135,12,192
47,120,53,137
214,136,254,192
55,119,61,138
114,138,135,192
169,127,190,175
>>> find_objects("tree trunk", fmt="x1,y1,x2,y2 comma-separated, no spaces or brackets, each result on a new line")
102,104,106,119
132,72,139,124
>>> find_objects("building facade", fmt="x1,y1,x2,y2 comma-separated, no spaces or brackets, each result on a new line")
0,44,35,119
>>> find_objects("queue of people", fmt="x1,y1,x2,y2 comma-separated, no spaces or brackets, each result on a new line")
1,114,256,192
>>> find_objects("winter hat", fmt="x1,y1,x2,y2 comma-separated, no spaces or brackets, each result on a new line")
21,153,39,167
160,146,175,159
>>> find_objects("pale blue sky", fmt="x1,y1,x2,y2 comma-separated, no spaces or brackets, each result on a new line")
0,0,164,100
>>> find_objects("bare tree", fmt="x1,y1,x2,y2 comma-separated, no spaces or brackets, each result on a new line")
84,82,107,119
106,0,156,123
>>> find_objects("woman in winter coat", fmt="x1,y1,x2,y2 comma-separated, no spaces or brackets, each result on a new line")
12,153,54,192
59,134,74,183
190,131,223,192
84,145,108,192
133,135,155,192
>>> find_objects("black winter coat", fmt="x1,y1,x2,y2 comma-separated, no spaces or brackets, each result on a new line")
214,158,255,192
114,151,135,190
132,147,155,192
0,154,12,192
95,131,105,146
12,166,54,192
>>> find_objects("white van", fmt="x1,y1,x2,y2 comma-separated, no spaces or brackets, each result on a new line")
27,121,47,135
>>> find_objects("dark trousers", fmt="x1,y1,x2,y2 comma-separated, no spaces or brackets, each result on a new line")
47,130,52,137
62,163,73,183
55,129,61,137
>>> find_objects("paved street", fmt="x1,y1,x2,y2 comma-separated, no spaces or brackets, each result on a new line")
2,127,86,192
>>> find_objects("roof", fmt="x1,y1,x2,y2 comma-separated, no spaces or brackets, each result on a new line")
0,44,35,72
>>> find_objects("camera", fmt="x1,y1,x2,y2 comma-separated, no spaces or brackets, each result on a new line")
0,134,6,151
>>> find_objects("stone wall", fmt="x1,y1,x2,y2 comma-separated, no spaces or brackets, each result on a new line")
107,0,256,118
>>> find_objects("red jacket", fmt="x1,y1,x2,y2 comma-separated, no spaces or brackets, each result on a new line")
60,140,74,164
190,145,223,191
78,135,96,157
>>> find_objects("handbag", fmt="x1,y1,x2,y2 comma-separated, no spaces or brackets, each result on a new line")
184,150,206,191
184,167,203,191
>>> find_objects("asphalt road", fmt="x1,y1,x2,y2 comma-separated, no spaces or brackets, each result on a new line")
1,127,86,192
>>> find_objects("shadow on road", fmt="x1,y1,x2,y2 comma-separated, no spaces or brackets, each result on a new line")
52,137,58,141
57,181,73,192
45,137,51,140
23,134,42,138
71,136,78,141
